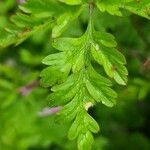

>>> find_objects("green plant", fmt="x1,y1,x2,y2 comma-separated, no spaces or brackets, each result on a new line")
0,0,149,149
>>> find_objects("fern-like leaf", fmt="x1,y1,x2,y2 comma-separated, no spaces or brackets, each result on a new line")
0,0,82,47
96,0,150,18
1,0,150,149
41,5,127,148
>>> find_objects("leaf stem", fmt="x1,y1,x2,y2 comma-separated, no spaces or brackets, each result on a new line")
88,2,94,33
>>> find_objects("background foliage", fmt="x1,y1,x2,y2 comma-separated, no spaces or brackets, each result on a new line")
0,0,150,150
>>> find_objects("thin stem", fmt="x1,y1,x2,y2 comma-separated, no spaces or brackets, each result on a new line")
88,2,94,31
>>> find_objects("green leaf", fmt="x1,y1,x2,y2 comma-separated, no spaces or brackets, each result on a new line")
91,31,128,85
122,0,150,19
48,76,77,106
68,113,82,140
19,0,61,17
77,131,94,150
85,114,100,133
51,75,75,92
52,36,85,52
72,51,85,73
57,94,80,122
0,0,82,47
96,0,150,19
96,0,122,16
58,0,82,5
41,10,127,148
52,13,72,38
94,31,117,48
40,66,67,87
42,52,66,66
86,80,116,107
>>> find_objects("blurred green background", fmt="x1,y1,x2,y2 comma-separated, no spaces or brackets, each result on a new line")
0,0,150,150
